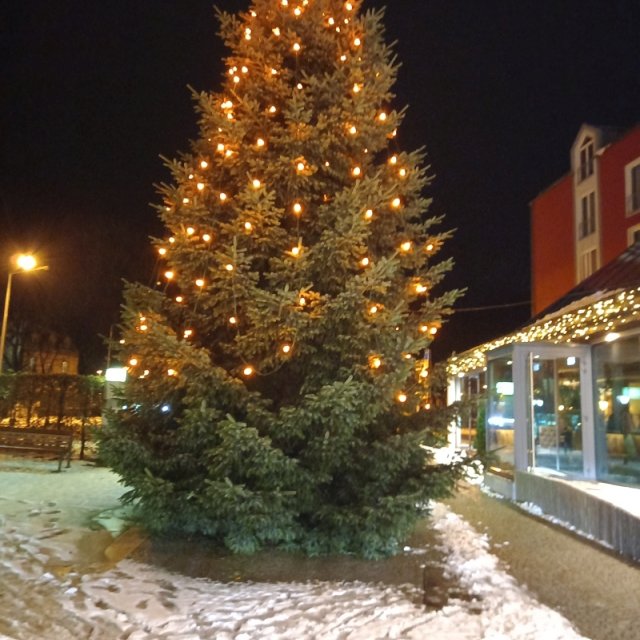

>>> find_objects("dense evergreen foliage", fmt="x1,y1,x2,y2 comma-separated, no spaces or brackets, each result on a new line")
100,0,466,557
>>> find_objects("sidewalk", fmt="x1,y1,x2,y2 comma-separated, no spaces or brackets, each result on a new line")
446,484,639,640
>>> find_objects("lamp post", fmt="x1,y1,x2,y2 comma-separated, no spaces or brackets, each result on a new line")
0,254,49,374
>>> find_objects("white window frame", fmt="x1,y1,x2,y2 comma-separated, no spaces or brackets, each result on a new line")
628,223,640,246
577,138,595,183
579,248,598,280
579,191,597,238
625,157,640,216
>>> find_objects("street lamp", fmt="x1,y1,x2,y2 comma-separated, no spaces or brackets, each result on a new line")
0,254,49,374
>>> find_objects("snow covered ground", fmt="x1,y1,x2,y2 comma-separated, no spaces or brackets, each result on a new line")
0,461,590,639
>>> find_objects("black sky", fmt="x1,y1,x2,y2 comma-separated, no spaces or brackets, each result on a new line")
2,0,639,370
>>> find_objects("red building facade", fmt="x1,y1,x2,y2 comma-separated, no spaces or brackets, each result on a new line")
530,124,640,315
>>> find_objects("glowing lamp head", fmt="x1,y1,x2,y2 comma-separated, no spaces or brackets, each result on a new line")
164,270,174,280
292,202,303,215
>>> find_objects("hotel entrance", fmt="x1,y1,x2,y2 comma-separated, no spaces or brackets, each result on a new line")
487,343,596,479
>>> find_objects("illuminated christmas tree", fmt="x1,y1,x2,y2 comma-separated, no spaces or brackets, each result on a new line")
100,0,465,557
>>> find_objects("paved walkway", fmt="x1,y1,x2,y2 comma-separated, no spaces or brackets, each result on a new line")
446,484,639,640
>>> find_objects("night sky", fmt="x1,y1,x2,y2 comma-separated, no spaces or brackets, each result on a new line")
2,0,639,371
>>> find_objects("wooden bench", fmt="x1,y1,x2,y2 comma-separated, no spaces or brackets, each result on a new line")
0,427,73,471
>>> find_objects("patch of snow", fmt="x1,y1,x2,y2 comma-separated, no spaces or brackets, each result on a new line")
0,465,590,639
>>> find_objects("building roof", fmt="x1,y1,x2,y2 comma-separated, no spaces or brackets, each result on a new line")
532,241,640,320
448,243,640,376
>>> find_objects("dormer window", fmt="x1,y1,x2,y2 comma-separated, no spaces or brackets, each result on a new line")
578,137,594,182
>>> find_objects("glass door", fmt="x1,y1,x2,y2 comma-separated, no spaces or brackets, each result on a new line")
529,354,583,474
